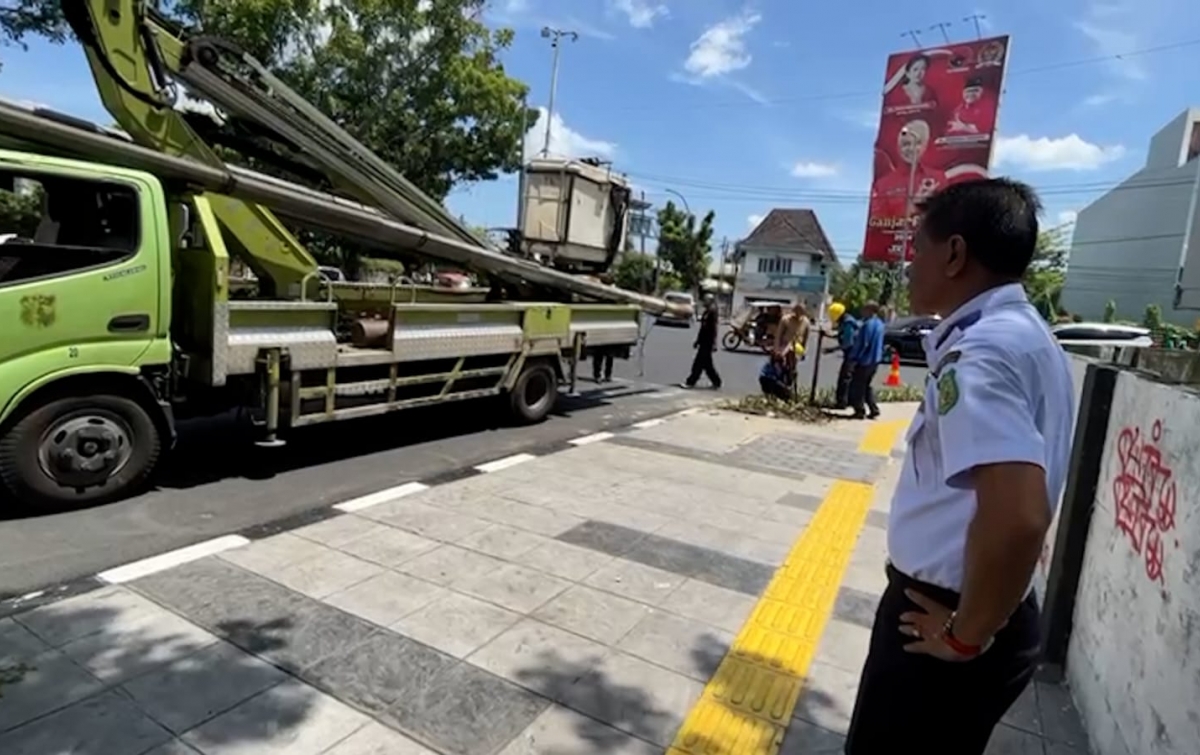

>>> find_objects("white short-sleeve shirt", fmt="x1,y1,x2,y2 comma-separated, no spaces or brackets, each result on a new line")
886,283,1076,593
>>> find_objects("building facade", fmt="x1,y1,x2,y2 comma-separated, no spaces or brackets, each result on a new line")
1061,107,1200,326
732,209,838,315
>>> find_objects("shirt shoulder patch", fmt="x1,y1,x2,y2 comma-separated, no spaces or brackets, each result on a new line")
934,349,962,375
936,368,960,415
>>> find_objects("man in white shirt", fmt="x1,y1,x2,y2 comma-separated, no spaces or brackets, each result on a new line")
844,178,1076,754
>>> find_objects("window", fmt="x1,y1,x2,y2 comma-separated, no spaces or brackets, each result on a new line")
0,171,140,287
756,256,793,275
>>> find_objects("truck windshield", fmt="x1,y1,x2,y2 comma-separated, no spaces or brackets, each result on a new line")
0,171,140,286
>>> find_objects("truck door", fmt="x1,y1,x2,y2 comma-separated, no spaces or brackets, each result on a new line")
0,166,162,396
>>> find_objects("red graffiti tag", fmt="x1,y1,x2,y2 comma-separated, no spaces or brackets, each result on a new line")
1111,420,1178,583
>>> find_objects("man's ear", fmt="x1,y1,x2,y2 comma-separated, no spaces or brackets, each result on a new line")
945,235,968,277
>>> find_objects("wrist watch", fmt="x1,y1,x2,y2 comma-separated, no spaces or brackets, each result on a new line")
940,611,986,658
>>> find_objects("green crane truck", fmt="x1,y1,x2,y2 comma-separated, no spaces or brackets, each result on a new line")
0,1,678,511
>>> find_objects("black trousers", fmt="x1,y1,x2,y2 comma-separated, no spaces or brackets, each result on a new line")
759,376,791,401
844,565,1041,755
848,363,879,417
687,347,721,387
592,352,614,381
835,357,854,407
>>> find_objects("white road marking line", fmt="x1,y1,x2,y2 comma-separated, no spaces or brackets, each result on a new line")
632,418,665,429
475,453,537,473
97,535,250,584
569,431,614,446
334,482,429,513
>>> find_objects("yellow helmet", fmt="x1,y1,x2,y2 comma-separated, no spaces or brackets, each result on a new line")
828,302,846,322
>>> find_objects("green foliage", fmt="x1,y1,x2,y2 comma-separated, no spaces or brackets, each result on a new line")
1024,227,1068,321
1142,304,1163,332
723,384,923,422
613,252,656,293
829,260,908,316
3,1,534,202
1103,299,1117,323
656,201,714,292
0,184,41,237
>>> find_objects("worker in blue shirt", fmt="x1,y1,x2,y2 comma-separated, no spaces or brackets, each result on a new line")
758,353,792,401
847,300,884,419
822,301,859,409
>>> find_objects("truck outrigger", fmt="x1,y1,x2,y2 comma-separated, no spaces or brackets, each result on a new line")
0,0,681,510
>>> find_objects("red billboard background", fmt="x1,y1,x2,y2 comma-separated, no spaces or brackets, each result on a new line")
862,35,1010,262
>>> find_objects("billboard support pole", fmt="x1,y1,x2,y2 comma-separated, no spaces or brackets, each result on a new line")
901,29,924,49
964,14,986,39
929,22,954,44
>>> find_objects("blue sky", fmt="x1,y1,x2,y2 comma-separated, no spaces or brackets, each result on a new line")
2,0,1199,264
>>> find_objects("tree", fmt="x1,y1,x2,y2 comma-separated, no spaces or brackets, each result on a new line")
3,0,534,201
613,252,656,293
830,260,908,316
1023,226,1069,321
1103,299,1117,323
656,201,714,293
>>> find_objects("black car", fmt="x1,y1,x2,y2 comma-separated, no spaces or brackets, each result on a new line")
884,315,941,363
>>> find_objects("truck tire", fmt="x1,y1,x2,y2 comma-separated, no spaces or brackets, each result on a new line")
0,394,162,511
509,362,557,424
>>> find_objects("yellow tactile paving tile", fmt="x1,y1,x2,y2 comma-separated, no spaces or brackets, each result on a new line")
857,418,910,456
670,421,905,754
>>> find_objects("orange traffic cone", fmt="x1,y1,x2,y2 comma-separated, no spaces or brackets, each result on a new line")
885,352,902,387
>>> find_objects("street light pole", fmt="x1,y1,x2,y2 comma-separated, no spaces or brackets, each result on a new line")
540,27,578,157
663,188,691,216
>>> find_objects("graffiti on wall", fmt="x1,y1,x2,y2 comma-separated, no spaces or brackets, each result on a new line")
1112,420,1178,583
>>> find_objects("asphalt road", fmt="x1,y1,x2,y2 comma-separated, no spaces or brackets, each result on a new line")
0,379,706,597
614,316,928,396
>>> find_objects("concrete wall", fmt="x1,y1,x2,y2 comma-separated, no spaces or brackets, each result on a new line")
1063,370,1200,755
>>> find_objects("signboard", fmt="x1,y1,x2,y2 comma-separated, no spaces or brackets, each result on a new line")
862,35,1010,262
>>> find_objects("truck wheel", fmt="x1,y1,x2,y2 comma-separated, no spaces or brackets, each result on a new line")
721,331,742,351
0,394,162,511
509,362,557,424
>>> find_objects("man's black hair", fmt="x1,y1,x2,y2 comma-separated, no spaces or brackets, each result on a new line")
964,76,983,89
916,177,1042,279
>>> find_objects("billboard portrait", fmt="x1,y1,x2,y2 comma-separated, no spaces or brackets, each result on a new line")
863,35,1010,263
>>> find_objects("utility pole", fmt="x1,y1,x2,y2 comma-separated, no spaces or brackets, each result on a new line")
929,21,953,44
718,237,729,316
901,29,924,49
963,14,986,39
539,27,579,157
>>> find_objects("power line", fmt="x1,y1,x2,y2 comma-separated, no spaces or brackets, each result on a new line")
605,36,1200,113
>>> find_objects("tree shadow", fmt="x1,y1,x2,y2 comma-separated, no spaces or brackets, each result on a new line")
0,585,318,754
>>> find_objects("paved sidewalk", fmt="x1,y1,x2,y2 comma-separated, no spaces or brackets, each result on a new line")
0,405,1090,754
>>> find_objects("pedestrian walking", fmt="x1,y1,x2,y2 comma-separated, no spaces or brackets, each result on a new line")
682,294,722,389
844,178,1076,754
591,347,614,383
846,301,884,419
822,301,858,409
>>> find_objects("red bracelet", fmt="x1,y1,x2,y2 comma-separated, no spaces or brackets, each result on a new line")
941,612,984,658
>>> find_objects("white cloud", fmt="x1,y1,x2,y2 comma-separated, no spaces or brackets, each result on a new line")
790,161,839,179
525,107,616,160
683,11,761,78
610,0,668,28
504,0,531,12
1056,210,1079,226
747,213,765,228
1075,2,1147,82
994,134,1126,172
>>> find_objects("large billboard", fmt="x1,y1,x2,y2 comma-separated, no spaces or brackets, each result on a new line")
863,35,1010,262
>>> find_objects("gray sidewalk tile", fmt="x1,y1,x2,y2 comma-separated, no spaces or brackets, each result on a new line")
498,705,659,755
0,617,49,664
324,571,447,627
813,617,872,675
840,560,890,597
656,520,789,567
780,719,846,754
583,560,686,606
616,610,732,682
0,688,171,755
383,660,551,755
14,586,165,648
456,524,548,560
0,648,104,732
218,534,329,576
793,660,861,736
369,500,493,543
266,548,384,600
456,563,572,613
397,545,507,586
467,618,610,701
59,603,219,684
289,515,382,549
985,723,1047,754
182,678,369,755
145,740,204,755
559,650,704,747
659,579,758,635
513,540,615,582
121,640,287,734
531,585,653,645
1003,683,1042,736
1036,680,1090,748
333,525,440,568
758,502,816,528
393,592,521,658
323,721,435,754
559,500,674,535
831,586,881,631
303,631,455,716
775,491,824,512
558,521,774,596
